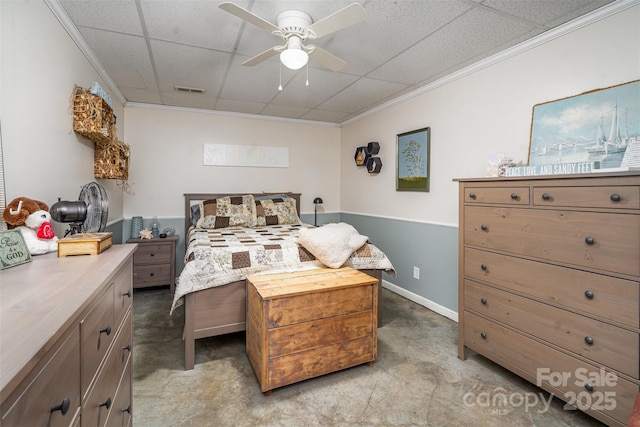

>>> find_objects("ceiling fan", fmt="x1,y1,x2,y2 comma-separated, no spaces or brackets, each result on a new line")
219,2,367,72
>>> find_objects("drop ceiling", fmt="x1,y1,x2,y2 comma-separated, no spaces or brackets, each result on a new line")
52,0,618,124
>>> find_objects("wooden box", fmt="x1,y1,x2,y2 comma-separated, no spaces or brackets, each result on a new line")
246,267,378,394
57,232,113,257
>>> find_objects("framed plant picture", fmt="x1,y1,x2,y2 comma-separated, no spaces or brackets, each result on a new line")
396,127,430,192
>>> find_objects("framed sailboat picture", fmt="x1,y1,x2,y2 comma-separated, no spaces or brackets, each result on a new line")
528,80,640,171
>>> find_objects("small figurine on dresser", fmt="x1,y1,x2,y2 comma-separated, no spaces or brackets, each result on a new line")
3,197,58,255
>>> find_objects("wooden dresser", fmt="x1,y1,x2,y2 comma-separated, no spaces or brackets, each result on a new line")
246,267,378,395
456,172,640,426
1,244,137,427
127,235,177,293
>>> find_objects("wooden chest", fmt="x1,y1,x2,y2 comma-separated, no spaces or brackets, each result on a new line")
456,172,640,427
246,267,378,394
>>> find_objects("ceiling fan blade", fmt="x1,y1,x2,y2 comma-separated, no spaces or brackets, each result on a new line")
307,3,367,39
308,46,347,72
219,2,280,34
242,47,280,66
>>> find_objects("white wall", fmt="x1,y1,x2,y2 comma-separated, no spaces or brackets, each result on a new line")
340,4,640,225
123,105,340,218
1,0,125,236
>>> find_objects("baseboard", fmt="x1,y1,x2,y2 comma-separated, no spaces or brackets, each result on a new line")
382,280,459,323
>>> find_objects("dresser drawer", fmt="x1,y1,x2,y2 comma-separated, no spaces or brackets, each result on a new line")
1,326,81,427
267,285,373,328
81,285,115,397
465,279,639,379
114,260,133,330
533,185,640,209
464,206,640,276
464,311,638,425
268,335,374,391
464,247,639,328
133,243,172,264
83,311,132,427
105,359,132,427
465,186,529,205
132,264,171,286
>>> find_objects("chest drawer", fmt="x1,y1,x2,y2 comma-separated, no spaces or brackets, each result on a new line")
267,285,373,328
464,247,639,328
464,206,640,276
1,326,81,427
464,311,638,425
465,186,529,204
533,185,640,209
81,284,115,397
465,280,639,379
133,243,172,264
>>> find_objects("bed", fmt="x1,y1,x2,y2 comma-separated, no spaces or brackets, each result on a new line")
173,192,395,370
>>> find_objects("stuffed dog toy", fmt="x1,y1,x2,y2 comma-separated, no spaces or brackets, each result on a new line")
3,197,58,255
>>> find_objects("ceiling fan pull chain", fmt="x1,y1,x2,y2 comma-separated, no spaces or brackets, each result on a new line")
278,62,283,91
306,63,309,86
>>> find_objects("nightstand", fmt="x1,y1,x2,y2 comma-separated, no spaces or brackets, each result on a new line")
126,235,178,293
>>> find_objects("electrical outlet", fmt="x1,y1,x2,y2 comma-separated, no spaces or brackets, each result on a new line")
413,266,420,279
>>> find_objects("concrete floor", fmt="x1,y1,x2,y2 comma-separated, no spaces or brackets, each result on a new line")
132,287,604,427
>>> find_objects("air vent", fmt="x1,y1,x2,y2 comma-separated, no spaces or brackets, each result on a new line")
174,86,206,94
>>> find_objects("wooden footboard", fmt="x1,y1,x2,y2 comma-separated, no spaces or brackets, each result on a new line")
182,269,382,370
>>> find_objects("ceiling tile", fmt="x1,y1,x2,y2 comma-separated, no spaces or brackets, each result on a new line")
150,39,230,93
140,0,240,50
60,0,143,35
78,28,156,90
318,77,410,114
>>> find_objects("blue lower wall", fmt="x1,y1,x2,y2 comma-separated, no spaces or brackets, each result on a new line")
340,213,459,314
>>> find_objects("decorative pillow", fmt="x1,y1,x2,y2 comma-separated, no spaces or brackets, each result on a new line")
297,223,368,268
196,195,256,229
255,197,301,226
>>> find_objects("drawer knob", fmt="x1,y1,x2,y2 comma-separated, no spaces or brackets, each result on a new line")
584,290,594,299
480,264,487,271
469,192,476,200
480,332,487,339
150,252,155,256
50,397,70,415
541,193,550,200
584,383,594,392
480,224,488,231
510,193,518,200
99,325,112,336
123,290,132,298
124,405,132,414
585,236,595,245
99,397,112,410
480,298,487,305
150,272,155,277
584,336,594,345
610,193,621,202
123,343,132,352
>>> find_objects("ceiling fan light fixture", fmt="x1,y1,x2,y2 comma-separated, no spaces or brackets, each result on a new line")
280,36,308,70
280,48,308,70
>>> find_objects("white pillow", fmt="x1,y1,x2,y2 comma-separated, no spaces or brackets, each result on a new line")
297,223,368,268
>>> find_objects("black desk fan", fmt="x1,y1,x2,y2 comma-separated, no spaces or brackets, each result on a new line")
50,182,108,237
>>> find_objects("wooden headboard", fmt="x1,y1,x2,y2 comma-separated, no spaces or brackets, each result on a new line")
183,192,302,242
